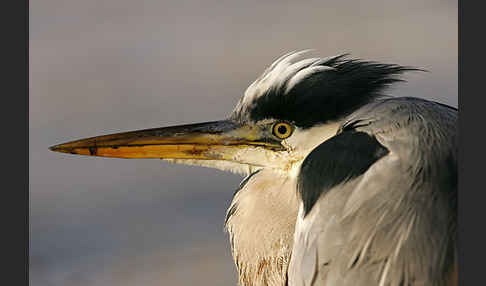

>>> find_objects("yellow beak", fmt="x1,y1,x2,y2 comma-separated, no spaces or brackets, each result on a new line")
49,120,283,162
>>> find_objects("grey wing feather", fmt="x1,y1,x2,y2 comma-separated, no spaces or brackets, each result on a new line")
289,97,457,286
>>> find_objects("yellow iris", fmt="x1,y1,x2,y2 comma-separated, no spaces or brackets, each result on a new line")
272,122,293,139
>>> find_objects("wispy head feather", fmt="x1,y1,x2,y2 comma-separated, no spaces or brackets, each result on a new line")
231,50,419,128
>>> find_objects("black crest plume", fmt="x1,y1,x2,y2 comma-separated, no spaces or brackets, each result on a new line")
232,52,420,128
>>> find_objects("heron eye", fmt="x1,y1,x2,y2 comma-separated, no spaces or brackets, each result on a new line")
272,122,293,139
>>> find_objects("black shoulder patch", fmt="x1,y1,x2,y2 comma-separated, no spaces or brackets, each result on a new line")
297,131,389,216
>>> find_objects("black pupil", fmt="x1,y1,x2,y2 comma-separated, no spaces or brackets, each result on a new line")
277,125,287,135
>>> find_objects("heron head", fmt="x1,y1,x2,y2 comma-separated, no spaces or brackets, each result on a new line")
50,51,411,176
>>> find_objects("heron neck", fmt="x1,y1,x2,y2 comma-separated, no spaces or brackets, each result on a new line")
225,169,299,285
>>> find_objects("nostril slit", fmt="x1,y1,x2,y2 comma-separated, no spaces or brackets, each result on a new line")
88,147,97,155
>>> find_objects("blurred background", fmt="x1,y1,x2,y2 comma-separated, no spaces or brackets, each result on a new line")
29,0,457,285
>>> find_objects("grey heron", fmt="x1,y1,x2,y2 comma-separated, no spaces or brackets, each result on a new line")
50,51,458,286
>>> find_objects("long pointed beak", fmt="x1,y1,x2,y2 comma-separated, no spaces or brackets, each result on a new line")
49,120,283,161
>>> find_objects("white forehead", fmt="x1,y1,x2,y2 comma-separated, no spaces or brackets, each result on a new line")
234,50,336,114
